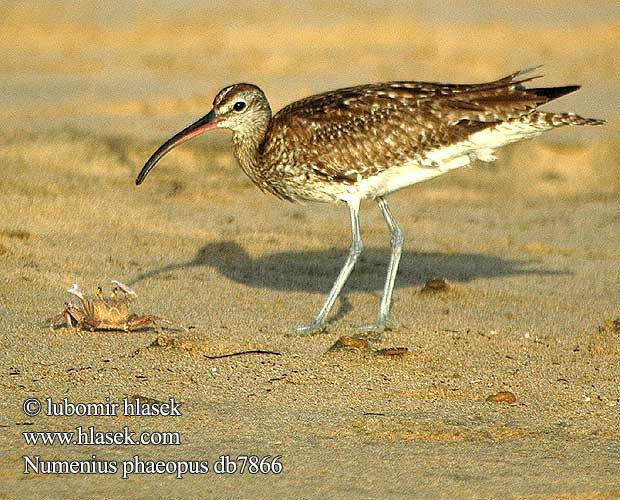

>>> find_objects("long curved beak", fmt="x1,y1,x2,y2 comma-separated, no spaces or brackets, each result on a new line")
135,109,218,185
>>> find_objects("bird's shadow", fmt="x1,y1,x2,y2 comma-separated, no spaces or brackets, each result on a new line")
129,240,567,294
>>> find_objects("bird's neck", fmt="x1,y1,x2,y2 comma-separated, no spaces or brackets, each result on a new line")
231,114,271,185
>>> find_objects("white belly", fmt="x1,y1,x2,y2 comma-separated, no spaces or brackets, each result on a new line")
339,119,551,202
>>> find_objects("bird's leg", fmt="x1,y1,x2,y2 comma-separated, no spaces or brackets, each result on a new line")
358,196,403,332
293,200,362,335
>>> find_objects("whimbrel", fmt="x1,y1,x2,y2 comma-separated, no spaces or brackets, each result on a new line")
136,68,604,334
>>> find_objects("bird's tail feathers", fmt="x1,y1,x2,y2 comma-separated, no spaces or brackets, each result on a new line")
535,111,605,127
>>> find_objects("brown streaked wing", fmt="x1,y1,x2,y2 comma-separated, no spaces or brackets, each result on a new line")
263,69,550,181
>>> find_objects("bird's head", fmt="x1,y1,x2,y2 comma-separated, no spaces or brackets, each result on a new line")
211,83,271,132
135,83,271,185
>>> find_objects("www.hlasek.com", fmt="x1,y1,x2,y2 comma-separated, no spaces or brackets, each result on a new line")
21,397,283,478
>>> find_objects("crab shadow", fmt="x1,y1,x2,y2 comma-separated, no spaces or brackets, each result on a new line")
129,240,567,294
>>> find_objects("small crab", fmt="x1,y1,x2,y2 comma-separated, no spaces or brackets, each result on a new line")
46,280,181,332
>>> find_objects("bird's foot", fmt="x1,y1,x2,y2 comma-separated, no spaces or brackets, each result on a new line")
356,316,397,333
290,320,326,336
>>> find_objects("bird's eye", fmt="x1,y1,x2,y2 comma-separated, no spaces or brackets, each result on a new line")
233,101,246,112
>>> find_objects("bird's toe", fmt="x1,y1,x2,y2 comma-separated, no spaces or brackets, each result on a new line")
290,320,326,336
356,317,398,333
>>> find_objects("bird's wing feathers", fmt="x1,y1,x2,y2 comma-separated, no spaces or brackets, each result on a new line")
264,69,556,181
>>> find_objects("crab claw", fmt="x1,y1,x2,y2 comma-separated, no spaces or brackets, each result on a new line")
67,283,85,300
111,280,137,297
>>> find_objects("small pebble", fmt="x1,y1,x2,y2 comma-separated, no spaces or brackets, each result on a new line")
328,336,370,351
375,347,409,357
485,391,517,404
598,318,620,336
151,333,172,347
421,278,450,294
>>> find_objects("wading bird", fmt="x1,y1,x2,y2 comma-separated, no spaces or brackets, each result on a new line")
136,68,603,334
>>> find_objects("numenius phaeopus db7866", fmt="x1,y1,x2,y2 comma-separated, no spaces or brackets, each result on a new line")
136,67,604,334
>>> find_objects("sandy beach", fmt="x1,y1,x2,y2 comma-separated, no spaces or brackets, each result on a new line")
1,1,620,498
